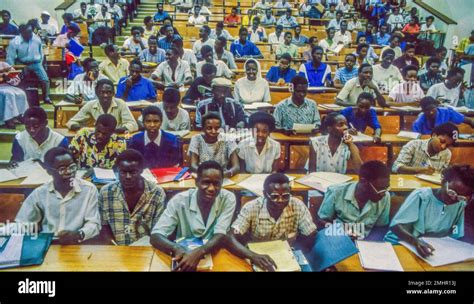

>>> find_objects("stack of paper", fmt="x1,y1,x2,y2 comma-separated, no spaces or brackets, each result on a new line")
0,234,24,269
244,102,274,111
237,174,295,197
92,168,117,184
356,240,404,272
296,172,353,192
415,173,442,185
400,237,474,267
319,104,344,111
293,123,316,134
248,240,301,272
17,161,52,185
397,131,421,139
350,133,374,142
126,100,154,107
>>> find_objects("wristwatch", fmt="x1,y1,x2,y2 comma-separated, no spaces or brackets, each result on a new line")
78,230,85,243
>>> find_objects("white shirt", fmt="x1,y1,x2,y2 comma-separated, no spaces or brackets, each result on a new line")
192,38,216,55
14,128,66,162
328,19,342,31
210,29,234,41
122,37,148,54
372,64,404,94
334,30,352,47
182,48,198,66
427,82,461,107
188,15,207,25
237,137,281,173
389,82,425,103
15,178,100,240
144,130,162,146
234,77,271,104
421,23,436,32
387,14,405,30
268,32,285,45
157,103,191,131
196,60,233,78
39,22,58,36
66,73,109,101
319,39,339,53
93,12,113,28
152,59,193,86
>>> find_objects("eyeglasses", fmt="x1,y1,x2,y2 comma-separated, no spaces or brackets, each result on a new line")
266,193,291,201
369,182,391,195
445,184,470,203
54,163,78,175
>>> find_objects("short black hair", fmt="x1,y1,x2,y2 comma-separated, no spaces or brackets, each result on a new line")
311,45,324,54
248,111,276,132
62,13,73,22
420,96,438,111
345,53,357,61
402,64,419,77
130,58,143,70
148,35,158,44
442,165,474,190
336,10,344,16
389,34,401,42
405,43,416,51
216,21,224,28
279,52,293,62
144,16,152,24
216,36,227,45
326,27,336,34
172,37,183,47
201,25,211,34
142,105,163,121
239,27,248,34
291,75,308,87
321,112,344,134
82,58,97,71
359,160,390,181
197,160,224,180
202,112,222,126
44,147,73,168
447,67,465,78
95,79,115,94
358,63,372,74
131,26,142,34
116,149,145,169
381,48,395,58
96,114,117,130
356,43,369,53
264,173,290,193
308,36,318,43
104,44,117,55
200,44,213,55
426,15,435,22
2,10,11,17
23,106,47,123
284,31,292,37
432,122,459,141
163,88,181,105
426,56,441,67
202,63,217,75
357,92,375,105
436,46,447,54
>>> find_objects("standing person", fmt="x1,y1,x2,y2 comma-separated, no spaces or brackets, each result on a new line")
0,61,28,128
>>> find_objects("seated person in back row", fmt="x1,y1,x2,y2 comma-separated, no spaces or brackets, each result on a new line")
150,161,237,272
154,88,190,131
392,123,458,175
412,96,474,135
227,173,317,271
273,75,321,131
384,165,474,258
15,147,101,244
298,46,332,88
265,53,297,86
182,63,216,105
230,27,263,59
128,106,181,169
69,114,127,173
10,107,68,166
99,149,166,246
196,45,233,79
238,112,281,174
67,79,139,133
116,59,157,102
387,65,425,107
318,161,391,239
426,67,465,107
66,58,109,104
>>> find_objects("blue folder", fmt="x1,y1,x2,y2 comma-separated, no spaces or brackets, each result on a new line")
0,233,53,269
68,39,85,57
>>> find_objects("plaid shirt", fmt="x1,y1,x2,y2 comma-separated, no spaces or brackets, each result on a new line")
99,179,166,245
232,197,316,242
392,139,452,173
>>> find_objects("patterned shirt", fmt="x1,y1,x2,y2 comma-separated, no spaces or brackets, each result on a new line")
334,67,359,86
69,128,127,169
419,72,443,92
188,134,238,169
273,97,321,130
232,197,317,241
99,179,166,245
392,139,451,173
310,135,351,173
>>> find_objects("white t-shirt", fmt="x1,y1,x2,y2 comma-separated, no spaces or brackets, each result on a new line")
372,64,404,94
427,82,461,107
122,37,148,53
389,82,425,103
192,38,216,55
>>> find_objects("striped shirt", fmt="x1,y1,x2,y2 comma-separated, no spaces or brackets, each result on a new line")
334,67,359,85
392,139,451,173
273,97,321,130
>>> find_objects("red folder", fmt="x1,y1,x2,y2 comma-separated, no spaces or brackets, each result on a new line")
150,167,191,184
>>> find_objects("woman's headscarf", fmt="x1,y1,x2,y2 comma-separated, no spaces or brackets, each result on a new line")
244,58,262,80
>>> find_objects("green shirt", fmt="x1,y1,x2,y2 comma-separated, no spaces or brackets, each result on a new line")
276,43,299,59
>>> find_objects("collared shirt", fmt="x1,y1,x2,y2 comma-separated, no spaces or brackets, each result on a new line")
319,38,338,53
393,56,420,72
299,62,332,87
232,197,316,242
237,137,281,173
375,33,391,46
144,130,162,146
384,188,465,244
152,59,192,86
381,45,402,59
336,77,377,106
265,66,297,83
388,81,425,103
66,73,109,101
69,128,127,169
328,18,342,30
139,48,166,64
67,98,139,132
412,107,465,135
310,135,351,173
292,35,309,47
188,14,207,25
268,32,285,45
192,38,215,56
214,50,237,69
335,67,359,85
153,11,170,22
158,35,181,51
248,26,267,43
151,188,237,240
277,15,298,28
99,179,166,245
116,76,157,101
340,106,381,132
6,34,44,65
188,134,238,168
122,37,148,54
334,30,352,47
230,39,262,58
98,58,130,84
273,97,322,130
210,29,234,41
0,23,19,35
12,128,68,162
15,178,100,240
276,43,298,59
419,72,443,91
392,139,452,173
196,60,233,78
372,64,403,94
261,15,276,26
318,182,390,238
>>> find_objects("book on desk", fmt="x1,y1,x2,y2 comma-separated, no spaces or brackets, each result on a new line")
0,233,53,269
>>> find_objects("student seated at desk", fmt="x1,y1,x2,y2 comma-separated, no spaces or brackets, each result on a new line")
153,88,190,131
277,8,298,28
318,161,391,239
334,54,358,88
189,112,240,178
122,26,148,54
381,34,403,60
392,123,458,174
196,45,233,79
139,35,166,64
384,165,474,257
128,106,180,169
234,59,271,105
247,17,267,43
340,92,382,143
67,79,139,133
230,27,263,59
99,149,166,245
15,147,100,244
196,78,245,129
143,16,158,40
336,63,388,107
192,26,215,60
210,22,234,41
298,46,332,87
214,37,237,70
116,59,157,102
273,75,321,131
265,53,297,86
261,9,276,27
238,112,281,173
69,114,127,172
268,25,285,45
182,63,216,105
150,161,237,272
309,112,362,173
419,57,444,92
372,49,403,95
412,97,474,135
171,38,198,69
153,3,170,23
188,5,207,26
318,27,338,54
292,25,309,47
10,107,68,166
98,44,130,84
387,65,425,107
392,44,419,72
151,47,193,90
426,67,465,107
276,31,298,59
224,7,241,26
227,173,317,271
66,58,109,104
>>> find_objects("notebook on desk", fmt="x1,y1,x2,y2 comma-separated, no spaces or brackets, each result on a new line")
248,240,301,272
173,237,213,271
296,172,353,193
0,233,53,269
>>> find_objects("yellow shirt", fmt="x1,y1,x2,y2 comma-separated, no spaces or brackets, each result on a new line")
98,58,130,84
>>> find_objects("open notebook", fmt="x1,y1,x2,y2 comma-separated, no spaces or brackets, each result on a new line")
415,173,442,185
296,172,353,193
356,241,404,272
237,174,295,197
248,240,300,272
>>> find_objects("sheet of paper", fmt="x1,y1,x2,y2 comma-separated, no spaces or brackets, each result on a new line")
350,133,373,142
141,168,157,183
93,168,116,180
293,123,315,134
396,106,421,112
11,159,43,178
319,104,344,110
0,234,23,269
0,169,21,183
19,163,51,185
126,100,154,107
356,241,404,272
296,172,352,192
400,237,474,267
244,102,274,110
222,178,235,187
248,240,300,272
129,236,151,247
55,100,83,107
237,174,295,197
415,173,442,185
181,104,196,110
397,131,421,139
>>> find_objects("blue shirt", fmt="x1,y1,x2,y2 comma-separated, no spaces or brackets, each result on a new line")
357,31,374,44
60,22,79,35
412,107,465,135
375,33,391,46
334,67,358,85
0,23,19,35
153,11,170,22
127,131,181,169
299,62,332,87
265,66,297,83
116,76,157,102
230,40,262,58
340,107,381,132
158,35,180,51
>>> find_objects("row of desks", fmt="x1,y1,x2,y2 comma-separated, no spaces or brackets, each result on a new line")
4,244,472,272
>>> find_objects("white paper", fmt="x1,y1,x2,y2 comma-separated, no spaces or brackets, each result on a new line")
93,168,116,180
126,100,154,107
0,169,21,183
129,236,151,247
0,234,24,269
356,240,404,272
11,159,43,178
396,106,421,112
237,174,295,197
415,173,442,185
141,168,157,183
400,237,474,267
319,104,344,110
55,100,83,107
296,172,353,192
19,162,51,185
350,133,374,142
293,123,315,134
222,178,235,187
181,104,196,110
397,131,421,139
244,102,274,110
